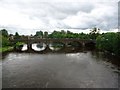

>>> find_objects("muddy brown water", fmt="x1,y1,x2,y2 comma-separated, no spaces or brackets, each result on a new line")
1,47,120,88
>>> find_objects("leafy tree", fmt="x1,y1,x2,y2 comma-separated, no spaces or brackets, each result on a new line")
96,32,120,55
89,27,100,39
0,29,8,37
0,29,11,47
67,30,72,34
0,35,10,47
35,31,43,38
14,32,20,39
15,32,19,36
44,31,48,38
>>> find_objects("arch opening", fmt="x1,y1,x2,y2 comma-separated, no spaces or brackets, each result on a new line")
67,41,82,47
14,42,27,51
85,42,96,49
49,42,65,51
21,44,28,51
32,43,46,51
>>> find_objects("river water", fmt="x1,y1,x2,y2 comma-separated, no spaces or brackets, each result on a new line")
1,45,120,88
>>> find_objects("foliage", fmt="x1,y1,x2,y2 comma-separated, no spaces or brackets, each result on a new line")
35,31,43,38
14,32,20,39
96,32,120,55
0,29,11,49
0,28,120,56
43,31,48,38
0,47,13,52
89,27,100,40
0,29,8,37
0,35,10,47
48,30,91,39
15,42,25,46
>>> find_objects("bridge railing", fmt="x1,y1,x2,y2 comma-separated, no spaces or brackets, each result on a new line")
10,38,94,40
9,38,95,43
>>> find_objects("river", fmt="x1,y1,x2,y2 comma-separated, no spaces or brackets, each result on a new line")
1,45,120,88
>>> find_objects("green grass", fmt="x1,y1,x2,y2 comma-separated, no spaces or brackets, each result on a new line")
0,46,14,53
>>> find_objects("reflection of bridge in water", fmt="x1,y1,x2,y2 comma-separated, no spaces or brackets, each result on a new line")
10,38,96,52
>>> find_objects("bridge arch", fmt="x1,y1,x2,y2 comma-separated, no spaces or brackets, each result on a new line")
31,43,47,51
84,41,96,48
67,41,82,47
14,42,28,52
49,41,65,51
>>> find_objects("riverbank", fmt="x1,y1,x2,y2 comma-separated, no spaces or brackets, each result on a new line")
95,48,120,59
0,47,14,53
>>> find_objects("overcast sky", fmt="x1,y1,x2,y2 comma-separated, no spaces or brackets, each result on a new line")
0,0,119,35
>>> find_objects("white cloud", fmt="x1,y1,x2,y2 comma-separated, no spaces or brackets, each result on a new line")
0,0,118,35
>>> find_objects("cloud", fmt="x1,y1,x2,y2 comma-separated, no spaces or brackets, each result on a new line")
63,2,118,29
0,0,118,35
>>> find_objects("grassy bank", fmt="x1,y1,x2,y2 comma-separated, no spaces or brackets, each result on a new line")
0,47,14,53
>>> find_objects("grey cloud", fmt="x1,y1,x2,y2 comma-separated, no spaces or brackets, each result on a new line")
1,1,94,20
0,0,118,34
49,2,94,14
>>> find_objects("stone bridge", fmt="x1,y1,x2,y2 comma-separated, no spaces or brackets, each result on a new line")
10,38,96,51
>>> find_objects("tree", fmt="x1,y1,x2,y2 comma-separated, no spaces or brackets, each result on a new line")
0,29,8,37
89,27,100,39
90,27,100,34
96,32,120,55
44,31,48,38
67,30,72,34
0,29,10,47
14,32,20,39
0,35,10,47
35,31,43,38
15,32,19,36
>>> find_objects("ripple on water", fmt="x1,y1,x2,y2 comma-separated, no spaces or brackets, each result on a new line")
2,51,120,88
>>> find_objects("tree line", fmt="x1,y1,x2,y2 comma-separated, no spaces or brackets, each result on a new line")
34,28,100,39
0,28,120,56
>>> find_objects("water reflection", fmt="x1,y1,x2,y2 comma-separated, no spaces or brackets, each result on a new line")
20,43,65,52
49,43,64,51
21,44,27,51
90,51,120,70
49,44,62,51
32,43,46,51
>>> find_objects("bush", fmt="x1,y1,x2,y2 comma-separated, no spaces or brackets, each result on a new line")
0,35,10,47
96,32,120,55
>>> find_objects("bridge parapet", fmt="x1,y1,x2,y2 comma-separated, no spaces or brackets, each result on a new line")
10,38,96,47
10,38,95,42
